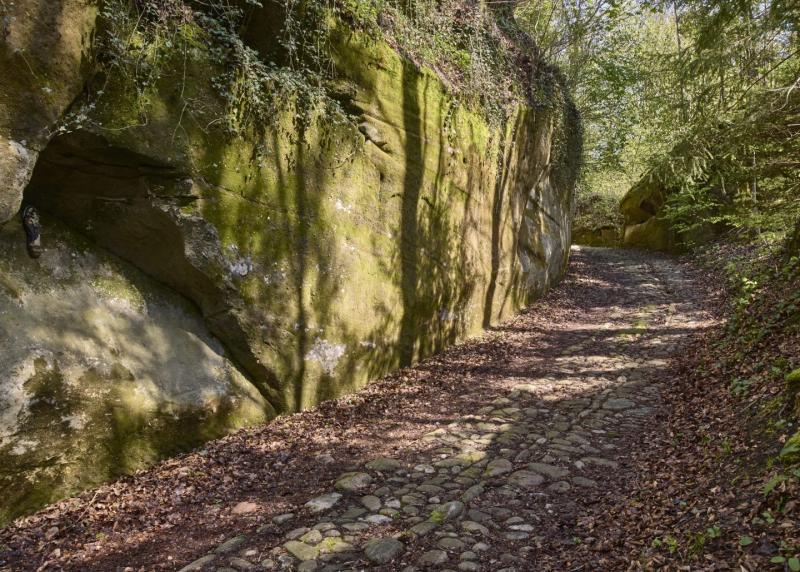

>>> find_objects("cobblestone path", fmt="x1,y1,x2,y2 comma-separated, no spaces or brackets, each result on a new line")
175,247,707,572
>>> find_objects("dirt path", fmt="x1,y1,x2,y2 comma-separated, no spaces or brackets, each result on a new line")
0,247,713,572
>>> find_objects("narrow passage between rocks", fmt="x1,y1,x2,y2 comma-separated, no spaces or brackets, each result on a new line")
0,247,713,572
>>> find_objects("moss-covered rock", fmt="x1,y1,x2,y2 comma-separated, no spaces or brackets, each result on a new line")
0,1,581,522
619,176,676,251
620,169,723,252
21,15,578,411
0,0,98,222
623,217,673,251
620,178,666,226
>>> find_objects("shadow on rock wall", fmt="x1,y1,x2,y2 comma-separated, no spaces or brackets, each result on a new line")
0,5,578,524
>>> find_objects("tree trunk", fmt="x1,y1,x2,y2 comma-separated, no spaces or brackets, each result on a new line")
673,1,688,123
788,218,800,257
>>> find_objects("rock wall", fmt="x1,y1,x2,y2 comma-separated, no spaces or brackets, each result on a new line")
0,218,272,523
0,0,97,223
0,1,581,523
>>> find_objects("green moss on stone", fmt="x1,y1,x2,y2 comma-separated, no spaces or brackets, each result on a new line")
91,275,146,310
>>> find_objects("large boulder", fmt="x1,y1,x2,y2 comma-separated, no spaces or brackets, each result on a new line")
623,217,673,251
620,177,666,226
620,170,722,252
619,176,677,251
0,217,272,524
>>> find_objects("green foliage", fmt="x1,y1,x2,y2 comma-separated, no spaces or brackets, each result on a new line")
781,432,800,463
376,0,526,122
428,508,446,523
730,377,753,397
530,0,799,244
711,245,800,351
620,0,800,248
690,531,707,555
665,535,679,554
273,0,563,124
652,534,682,554
90,0,343,137
574,189,625,233
81,0,563,139
514,1,686,232
771,552,800,570
643,83,800,247
763,473,788,496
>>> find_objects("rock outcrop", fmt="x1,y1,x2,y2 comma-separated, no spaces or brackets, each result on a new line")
620,177,674,251
620,173,725,252
0,0,581,523
0,218,272,523
573,226,621,247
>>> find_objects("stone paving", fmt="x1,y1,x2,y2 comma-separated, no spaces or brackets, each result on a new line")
175,248,706,572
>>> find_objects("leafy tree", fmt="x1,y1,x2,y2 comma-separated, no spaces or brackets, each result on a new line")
517,0,800,245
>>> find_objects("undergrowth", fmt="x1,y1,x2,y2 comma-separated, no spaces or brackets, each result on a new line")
682,238,800,567
629,235,800,569
573,189,624,240
83,0,344,138
67,0,571,139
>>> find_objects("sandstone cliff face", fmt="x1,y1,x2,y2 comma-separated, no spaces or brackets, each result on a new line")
0,218,272,523
0,1,580,522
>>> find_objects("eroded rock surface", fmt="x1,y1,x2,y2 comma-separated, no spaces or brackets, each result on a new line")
0,1,580,521
0,0,98,222
0,218,272,524
620,177,673,251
